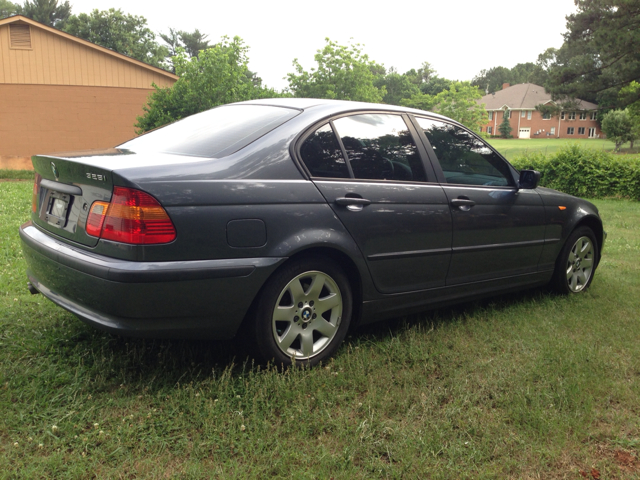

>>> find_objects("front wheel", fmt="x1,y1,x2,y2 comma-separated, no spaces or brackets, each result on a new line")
551,226,598,294
249,256,352,366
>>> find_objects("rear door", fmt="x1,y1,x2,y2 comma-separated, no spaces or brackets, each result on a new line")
297,113,452,294
413,117,546,285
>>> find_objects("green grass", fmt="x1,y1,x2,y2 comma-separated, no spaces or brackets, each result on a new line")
0,169,34,180
1,182,639,478
487,138,639,160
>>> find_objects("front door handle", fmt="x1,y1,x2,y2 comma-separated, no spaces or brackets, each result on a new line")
336,197,372,206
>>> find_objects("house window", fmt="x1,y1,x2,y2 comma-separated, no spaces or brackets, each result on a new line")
504,110,511,119
567,127,574,135
561,111,565,120
488,111,493,120
487,126,492,134
521,111,526,118
527,111,532,120
551,127,556,135
578,127,585,135
569,112,576,120
542,112,551,120
589,127,596,137
579,112,587,120
590,112,597,120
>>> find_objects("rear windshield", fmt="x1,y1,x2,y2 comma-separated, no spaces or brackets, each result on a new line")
118,105,300,158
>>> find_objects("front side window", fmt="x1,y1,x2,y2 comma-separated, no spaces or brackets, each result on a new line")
578,127,585,135
299,124,350,178
488,111,493,120
332,114,426,182
561,111,565,120
569,112,576,120
542,112,551,120
416,117,513,187
487,126,493,134
567,127,575,135
521,111,526,118
590,112,597,120
527,110,532,120
551,127,556,135
579,112,587,120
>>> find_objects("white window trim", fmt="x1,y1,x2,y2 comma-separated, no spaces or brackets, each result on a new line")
527,111,532,120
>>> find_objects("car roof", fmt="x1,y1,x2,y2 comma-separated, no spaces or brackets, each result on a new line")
235,97,453,123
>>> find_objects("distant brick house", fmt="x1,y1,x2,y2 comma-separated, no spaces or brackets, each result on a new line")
478,83,602,139
0,15,178,170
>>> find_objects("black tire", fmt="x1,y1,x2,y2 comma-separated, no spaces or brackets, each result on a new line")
551,226,598,294
249,256,352,367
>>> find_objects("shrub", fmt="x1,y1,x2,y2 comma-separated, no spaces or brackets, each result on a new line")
511,144,640,200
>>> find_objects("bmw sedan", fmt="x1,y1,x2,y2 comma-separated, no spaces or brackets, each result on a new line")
20,98,605,366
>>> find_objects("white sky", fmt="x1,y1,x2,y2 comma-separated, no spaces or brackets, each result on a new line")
68,0,577,91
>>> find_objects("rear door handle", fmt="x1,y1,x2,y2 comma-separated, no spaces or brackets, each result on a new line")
336,197,372,206
450,198,476,207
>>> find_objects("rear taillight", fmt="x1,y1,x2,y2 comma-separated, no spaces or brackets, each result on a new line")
86,187,176,245
31,173,42,213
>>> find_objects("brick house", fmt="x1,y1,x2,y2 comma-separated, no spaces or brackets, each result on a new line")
0,15,178,170
478,83,601,139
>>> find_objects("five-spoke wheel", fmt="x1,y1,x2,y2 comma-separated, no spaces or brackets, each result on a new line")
250,257,352,366
552,226,598,294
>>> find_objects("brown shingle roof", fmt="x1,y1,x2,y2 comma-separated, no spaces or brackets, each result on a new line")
479,83,597,111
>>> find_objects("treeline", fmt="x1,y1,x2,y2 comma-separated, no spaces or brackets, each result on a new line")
3,0,639,145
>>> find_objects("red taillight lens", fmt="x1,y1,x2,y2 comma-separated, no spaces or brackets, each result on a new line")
31,173,42,213
86,187,176,245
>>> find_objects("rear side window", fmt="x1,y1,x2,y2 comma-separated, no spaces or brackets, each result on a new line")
299,124,350,178
416,118,513,187
333,114,426,182
119,105,300,158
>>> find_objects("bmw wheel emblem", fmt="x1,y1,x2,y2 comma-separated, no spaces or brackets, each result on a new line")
51,162,59,180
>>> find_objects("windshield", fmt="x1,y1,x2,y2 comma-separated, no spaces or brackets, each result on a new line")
119,105,300,158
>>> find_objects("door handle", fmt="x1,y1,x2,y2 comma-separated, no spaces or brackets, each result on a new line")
450,198,476,207
336,197,372,206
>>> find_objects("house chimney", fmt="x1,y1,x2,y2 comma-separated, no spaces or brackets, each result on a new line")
502,83,510,90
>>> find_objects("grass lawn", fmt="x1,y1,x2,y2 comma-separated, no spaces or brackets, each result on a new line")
486,138,638,160
1,180,639,478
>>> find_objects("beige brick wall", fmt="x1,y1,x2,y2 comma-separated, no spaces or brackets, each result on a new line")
0,83,154,169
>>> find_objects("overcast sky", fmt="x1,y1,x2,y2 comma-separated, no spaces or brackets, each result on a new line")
68,0,577,90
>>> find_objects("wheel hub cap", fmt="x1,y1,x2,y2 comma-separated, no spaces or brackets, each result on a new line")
301,307,313,323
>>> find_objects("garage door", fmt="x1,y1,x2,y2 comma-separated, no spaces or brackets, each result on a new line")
519,128,531,139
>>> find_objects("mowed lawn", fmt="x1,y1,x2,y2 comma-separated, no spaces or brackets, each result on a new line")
487,137,638,160
1,180,639,478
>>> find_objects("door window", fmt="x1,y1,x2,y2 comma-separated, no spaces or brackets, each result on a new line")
299,123,350,178
332,114,426,182
415,118,514,187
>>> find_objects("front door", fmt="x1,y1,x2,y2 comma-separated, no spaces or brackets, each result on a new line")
414,117,546,285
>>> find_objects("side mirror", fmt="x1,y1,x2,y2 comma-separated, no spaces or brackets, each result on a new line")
518,170,541,189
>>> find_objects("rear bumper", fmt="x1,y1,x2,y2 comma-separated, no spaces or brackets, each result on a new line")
20,222,285,339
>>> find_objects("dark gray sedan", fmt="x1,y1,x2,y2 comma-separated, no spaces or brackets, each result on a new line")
20,98,604,366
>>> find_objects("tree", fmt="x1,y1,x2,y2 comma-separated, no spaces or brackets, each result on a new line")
601,109,634,151
135,36,280,133
375,71,420,106
472,63,545,94
620,81,640,148
287,38,385,103
179,29,209,58
401,82,488,132
17,0,71,28
0,0,19,18
541,0,640,109
64,9,168,68
498,109,512,138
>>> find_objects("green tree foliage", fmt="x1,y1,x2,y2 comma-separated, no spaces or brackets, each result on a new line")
287,38,385,103
472,63,545,94
620,81,640,148
601,109,636,150
419,76,453,96
400,82,488,132
135,37,280,133
0,0,19,18
64,9,168,68
375,70,420,105
160,28,210,73
17,0,71,28
498,109,512,138
541,0,640,109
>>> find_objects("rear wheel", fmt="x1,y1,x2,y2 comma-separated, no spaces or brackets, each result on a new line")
551,227,598,294
250,256,352,366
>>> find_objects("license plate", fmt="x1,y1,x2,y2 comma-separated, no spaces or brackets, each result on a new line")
45,191,70,228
